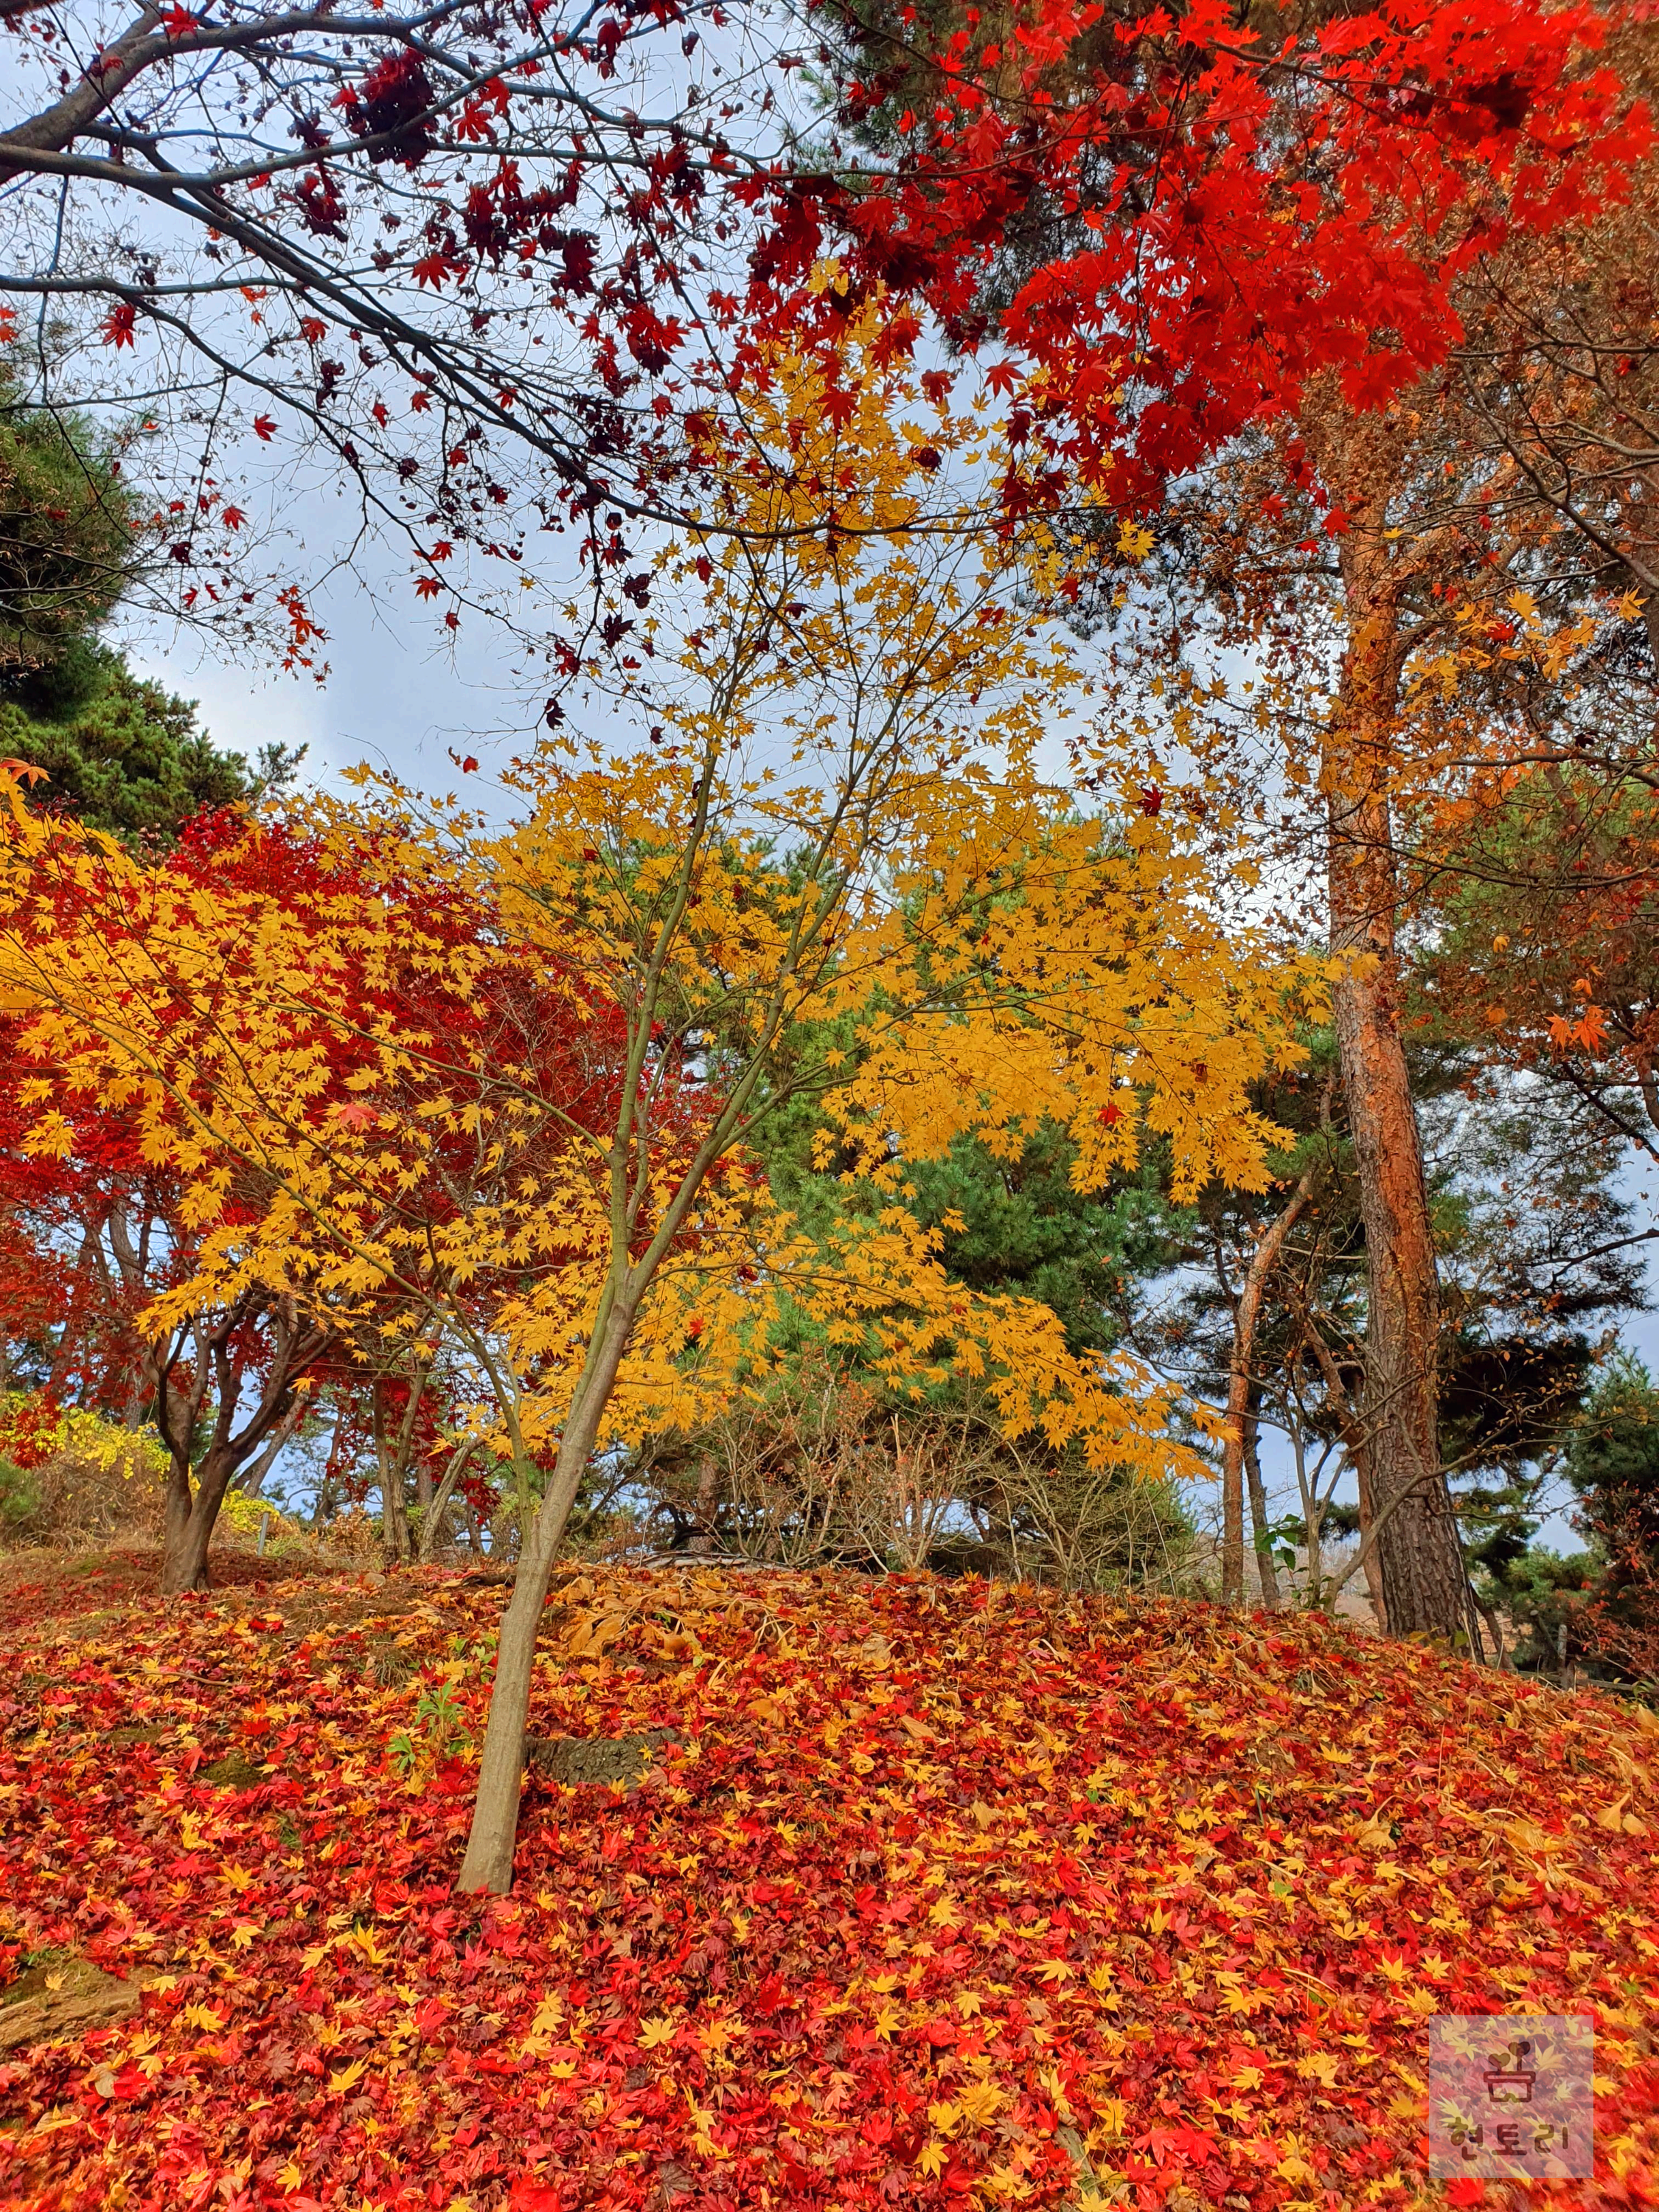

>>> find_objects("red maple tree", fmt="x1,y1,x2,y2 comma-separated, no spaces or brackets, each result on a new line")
755,0,1653,1641
0,803,683,1590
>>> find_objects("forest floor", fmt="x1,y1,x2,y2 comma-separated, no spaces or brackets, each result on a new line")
1,1547,1657,2212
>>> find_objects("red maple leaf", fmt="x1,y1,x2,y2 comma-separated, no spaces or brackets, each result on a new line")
412,251,460,291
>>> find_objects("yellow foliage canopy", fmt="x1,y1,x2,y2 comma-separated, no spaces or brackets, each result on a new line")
0,312,1329,1485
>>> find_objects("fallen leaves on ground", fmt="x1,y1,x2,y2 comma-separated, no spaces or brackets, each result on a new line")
2,1556,1658,2210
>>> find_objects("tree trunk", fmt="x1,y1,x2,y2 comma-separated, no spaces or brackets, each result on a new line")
687,1457,720,1556
456,1299,636,1895
417,1441,470,1565
382,1467,411,1565
1220,1171,1315,1605
1319,411,1472,1643
1242,1405,1280,1612
375,1376,421,1567
160,1448,239,1593
1351,1441,1388,1629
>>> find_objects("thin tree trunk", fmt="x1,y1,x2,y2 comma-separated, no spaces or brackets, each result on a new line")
375,1369,428,1568
1351,1443,1388,1628
1242,1404,1280,1612
687,1457,720,1556
417,1439,473,1564
1297,1311,1389,1630
1220,1170,1315,1605
456,1298,638,1895
1318,408,1471,1642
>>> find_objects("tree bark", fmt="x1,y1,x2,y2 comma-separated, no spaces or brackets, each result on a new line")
1220,1170,1315,1606
1298,1315,1390,1631
456,1297,637,1895
417,1441,473,1565
1242,1404,1280,1613
1315,406,1473,1643
687,1457,720,1556
153,1299,325,1595
160,1447,237,1593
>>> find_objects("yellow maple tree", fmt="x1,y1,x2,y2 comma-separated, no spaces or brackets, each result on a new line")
0,302,1328,1888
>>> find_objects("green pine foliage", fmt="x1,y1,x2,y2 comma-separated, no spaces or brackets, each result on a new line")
0,372,132,672
0,372,302,841
0,640,299,844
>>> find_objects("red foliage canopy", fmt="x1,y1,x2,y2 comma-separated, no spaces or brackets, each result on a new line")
779,0,1652,515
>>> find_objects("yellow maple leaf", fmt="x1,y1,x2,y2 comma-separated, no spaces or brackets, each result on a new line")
957,2081,1003,2129
327,2058,367,2094
639,2015,676,2049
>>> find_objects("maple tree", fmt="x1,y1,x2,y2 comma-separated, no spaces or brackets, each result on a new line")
3,1552,1659,2205
0,883,333,1588
776,0,1656,1644
1420,766,1659,1170
0,799,650,1590
0,324,1323,1888
1448,21,1659,656
0,0,869,658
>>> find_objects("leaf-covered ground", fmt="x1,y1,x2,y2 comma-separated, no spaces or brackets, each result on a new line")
2,1556,1658,2212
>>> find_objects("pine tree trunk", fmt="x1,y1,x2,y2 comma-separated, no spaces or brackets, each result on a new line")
1326,910,1467,1636
1322,422,1470,1642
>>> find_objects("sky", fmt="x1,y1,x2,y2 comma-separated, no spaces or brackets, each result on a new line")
125,542,563,802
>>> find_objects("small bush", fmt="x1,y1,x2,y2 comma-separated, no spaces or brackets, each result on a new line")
0,1455,39,1530
0,1391,167,1544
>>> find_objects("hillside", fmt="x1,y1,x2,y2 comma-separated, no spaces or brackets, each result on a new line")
1,1554,1657,2210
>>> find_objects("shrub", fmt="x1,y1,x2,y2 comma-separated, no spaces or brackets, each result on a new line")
0,1391,167,1543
